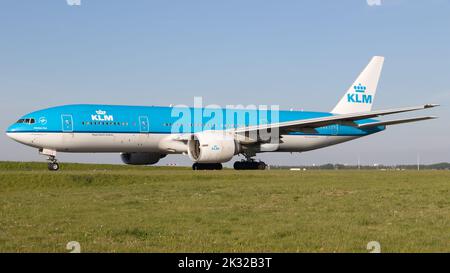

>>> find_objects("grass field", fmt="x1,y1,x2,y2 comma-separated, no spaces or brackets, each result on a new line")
0,161,449,253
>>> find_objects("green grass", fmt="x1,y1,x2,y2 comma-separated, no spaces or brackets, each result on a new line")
0,161,449,253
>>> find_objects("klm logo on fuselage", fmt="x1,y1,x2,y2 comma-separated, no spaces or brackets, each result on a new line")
211,145,221,151
347,83,372,104
91,110,114,121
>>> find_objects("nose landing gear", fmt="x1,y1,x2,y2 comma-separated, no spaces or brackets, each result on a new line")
39,148,60,171
47,160,60,171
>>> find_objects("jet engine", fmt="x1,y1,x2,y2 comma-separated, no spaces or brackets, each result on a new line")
187,132,238,163
120,152,166,165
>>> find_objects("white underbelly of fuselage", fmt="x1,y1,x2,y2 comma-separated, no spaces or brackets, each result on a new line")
7,132,360,154
7,132,168,153
277,134,359,152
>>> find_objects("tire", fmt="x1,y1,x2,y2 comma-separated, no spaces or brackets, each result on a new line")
48,162,60,171
258,162,267,170
193,163,222,170
233,161,242,170
234,161,266,170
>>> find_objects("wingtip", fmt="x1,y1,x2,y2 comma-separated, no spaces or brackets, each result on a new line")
424,104,440,108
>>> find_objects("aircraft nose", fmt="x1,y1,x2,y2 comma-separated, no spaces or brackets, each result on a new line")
6,132,16,141
6,124,21,142
6,126,33,146
6,124,13,135
6,121,20,131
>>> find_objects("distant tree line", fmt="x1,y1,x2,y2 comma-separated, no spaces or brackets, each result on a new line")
270,162,450,170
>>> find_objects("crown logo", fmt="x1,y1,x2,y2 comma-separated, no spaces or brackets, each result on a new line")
354,83,367,93
96,110,106,115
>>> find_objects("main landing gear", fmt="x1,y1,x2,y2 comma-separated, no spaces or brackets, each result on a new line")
233,160,267,170
192,163,223,170
233,151,267,170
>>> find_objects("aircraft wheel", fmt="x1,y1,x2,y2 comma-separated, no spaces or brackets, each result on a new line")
234,161,266,170
258,162,267,170
48,162,60,171
233,161,243,170
193,163,222,170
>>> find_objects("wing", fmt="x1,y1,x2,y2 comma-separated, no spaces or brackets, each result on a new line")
358,116,437,129
234,104,439,135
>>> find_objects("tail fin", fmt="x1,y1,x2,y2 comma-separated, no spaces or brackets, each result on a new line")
332,56,384,114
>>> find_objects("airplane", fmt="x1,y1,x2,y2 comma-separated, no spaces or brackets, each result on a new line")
5,56,438,171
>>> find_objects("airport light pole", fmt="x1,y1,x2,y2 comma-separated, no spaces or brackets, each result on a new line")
417,153,420,171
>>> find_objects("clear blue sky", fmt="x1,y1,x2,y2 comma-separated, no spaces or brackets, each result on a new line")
1,0,449,166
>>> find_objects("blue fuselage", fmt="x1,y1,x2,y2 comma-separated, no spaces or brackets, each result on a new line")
6,104,384,136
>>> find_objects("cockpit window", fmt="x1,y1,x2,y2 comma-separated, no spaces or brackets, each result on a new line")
16,118,35,124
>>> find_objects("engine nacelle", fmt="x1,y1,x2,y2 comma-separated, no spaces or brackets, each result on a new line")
188,132,237,163
121,152,166,165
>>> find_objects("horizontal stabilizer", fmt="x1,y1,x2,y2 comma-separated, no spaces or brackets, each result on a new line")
358,116,437,129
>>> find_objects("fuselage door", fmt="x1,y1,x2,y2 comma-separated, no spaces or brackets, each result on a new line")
139,116,149,133
61,115,73,132
331,124,339,136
